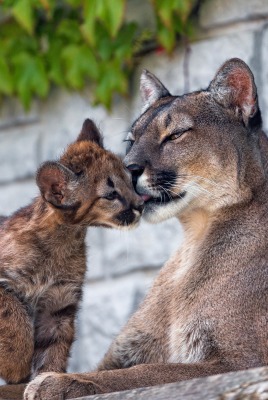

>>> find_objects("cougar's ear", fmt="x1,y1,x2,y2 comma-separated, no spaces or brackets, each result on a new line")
140,70,171,113
209,58,261,128
76,119,103,148
36,161,79,208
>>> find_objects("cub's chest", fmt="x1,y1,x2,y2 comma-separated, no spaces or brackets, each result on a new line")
1,252,85,309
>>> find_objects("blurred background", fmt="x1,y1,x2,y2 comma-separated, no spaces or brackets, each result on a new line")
0,0,268,375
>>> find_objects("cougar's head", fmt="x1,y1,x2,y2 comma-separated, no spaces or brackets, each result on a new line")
36,119,143,229
124,58,263,223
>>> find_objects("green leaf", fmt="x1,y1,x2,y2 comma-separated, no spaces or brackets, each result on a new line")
12,0,34,34
114,23,137,61
95,60,128,108
32,58,49,97
61,45,99,89
173,0,196,21
154,1,173,29
81,0,98,46
157,24,175,53
94,24,114,61
56,20,81,43
47,39,66,86
96,0,125,38
65,0,81,6
95,76,112,109
0,0,195,110
0,59,13,95
106,0,125,37
11,52,49,109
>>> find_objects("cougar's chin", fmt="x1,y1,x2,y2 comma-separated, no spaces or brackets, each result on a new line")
141,191,188,223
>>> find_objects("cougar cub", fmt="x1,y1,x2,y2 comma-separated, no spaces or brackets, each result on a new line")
0,119,143,383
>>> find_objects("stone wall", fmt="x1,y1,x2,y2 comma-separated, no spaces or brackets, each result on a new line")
0,0,268,375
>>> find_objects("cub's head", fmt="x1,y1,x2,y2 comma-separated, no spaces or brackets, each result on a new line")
37,119,143,229
124,58,263,223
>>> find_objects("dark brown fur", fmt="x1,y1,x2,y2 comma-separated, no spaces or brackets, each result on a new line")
0,119,142,384
24,59,268,399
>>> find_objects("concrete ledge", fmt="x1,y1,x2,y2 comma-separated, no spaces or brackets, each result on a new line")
1,366,268,400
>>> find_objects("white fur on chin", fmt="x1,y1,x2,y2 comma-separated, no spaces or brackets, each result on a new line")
143,193,191,223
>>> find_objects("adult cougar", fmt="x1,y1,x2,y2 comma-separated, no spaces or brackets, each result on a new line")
25,58,268,399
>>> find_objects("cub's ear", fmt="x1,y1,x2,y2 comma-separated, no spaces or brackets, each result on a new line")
36,161,78,208
76,119,103,147
140,70,171,113
208,58,261,128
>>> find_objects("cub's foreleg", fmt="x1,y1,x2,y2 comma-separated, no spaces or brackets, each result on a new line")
32,284,80,378
0,287,34,383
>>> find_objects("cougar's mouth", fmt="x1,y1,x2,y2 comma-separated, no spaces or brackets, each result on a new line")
140,191,186,204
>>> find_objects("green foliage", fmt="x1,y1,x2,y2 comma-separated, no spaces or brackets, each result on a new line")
0,0,196,110
153,0,196,52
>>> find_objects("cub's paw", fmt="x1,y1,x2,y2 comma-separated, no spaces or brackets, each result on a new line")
24,371,97,400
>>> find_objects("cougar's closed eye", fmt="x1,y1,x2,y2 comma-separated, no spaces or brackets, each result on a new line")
123,139,135,145
163,128,192,143
124,132,135,151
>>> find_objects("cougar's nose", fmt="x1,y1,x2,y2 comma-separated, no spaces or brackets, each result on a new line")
127,164,144,175
127,164,144,188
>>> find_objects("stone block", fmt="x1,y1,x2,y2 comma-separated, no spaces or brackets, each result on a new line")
99,219,183,277
0,98,39,130
200,0,268,29
0,179,38,216
188,31,255,92
0,126,40,183
86,228,106,281
131,30,255,111
68,271,157,372
39,90,130,163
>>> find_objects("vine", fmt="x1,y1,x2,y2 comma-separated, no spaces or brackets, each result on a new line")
0,0,197,110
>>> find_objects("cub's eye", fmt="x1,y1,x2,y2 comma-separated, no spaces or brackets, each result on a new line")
103,191,118,201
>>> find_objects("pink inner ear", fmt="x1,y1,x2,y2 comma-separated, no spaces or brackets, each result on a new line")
39,168,66,195
144,86,153,99
51,182,64,202
227,68,255,110
51,181,64,194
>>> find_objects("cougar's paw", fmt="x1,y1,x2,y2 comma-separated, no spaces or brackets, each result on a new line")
24,372,61,400
24,372,97,400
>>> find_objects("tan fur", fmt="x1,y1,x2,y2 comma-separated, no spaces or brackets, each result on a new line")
25,59,268,399
0,119,142,385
